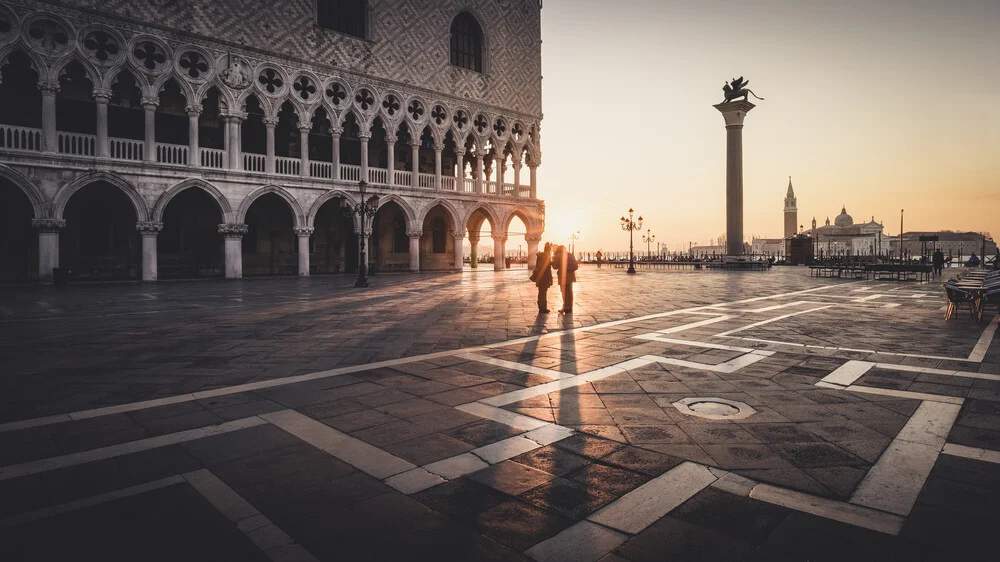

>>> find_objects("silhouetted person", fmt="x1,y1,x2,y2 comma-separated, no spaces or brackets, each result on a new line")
595,250,603,268
530,243,553,313
968,252,980,267
552,245,578,313
932,249,944,277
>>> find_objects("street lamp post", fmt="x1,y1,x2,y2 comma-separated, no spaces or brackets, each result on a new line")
341,180,380,288
569,230,581,257
620,208,643,274
643,229,655,260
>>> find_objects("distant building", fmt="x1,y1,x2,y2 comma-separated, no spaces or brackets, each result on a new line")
751,237,785,256
901,232,996,259
804,207,894,256
783,176,797,238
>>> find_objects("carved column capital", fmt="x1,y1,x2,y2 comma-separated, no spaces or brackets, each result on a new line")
92,88,113,103
452,231,466,240
524,234,543,243
454,148,466,157
218,223,249,238
407,230,423,239
297,122,313,133
357,133,371,141
433,142,443,152
409,141,422,149
330,127,344,137
263,117,278,128
491,234,508,243
294,227,315,237
136,221,164,234
37,80,59,95
185,104,203,116
140,97,160,109
31,218,66,232
385,134,397,145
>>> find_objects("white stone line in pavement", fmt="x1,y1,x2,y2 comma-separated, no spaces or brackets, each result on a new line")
423,453,490,480
0,475,185,529
871,362,1000,382
522,424,575,446
588,462,718,534
632,334,762,354
818,361,875,387
734,336,962,362
259,410,415,480
384,468,447,494
969,314,999,362
455,352,574,380
0,416,267,481
850,401,962,516
470,436,541,465
454,402,554,431
749,484,905,536
0,284,846,434
713,305,835,338
941,443,1000,464
183,469,320,562
844,385,965,405
654,315,732,334
524,520,629,562
742,301,813,313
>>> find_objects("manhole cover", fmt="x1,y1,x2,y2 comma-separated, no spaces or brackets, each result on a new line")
672,397,756,420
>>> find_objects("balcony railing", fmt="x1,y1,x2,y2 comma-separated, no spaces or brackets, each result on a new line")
0,126,536,198
156,142,188,165
0,125,42,152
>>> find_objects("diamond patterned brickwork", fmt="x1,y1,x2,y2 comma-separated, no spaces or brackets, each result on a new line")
33,0,542,117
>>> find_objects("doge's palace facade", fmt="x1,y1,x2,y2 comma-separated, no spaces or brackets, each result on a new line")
0,0,545,283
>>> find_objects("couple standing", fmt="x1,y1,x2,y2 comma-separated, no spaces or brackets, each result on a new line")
530,242,578,314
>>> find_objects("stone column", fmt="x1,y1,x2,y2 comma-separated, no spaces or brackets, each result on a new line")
218,223,248,279
498,161,506,195
226,113,244,171
407,230,422,272
39,80,59,153
141,96,159,162
32,218,65,283
528,164,538,199
452,231,465,272
411,141,420,188
136,221,163,282
295,227,313,276
331,127,342,180
512,151,522,197
474,152,484,193
263,118,277,174
455,149,465,191
525,234,541,270
433,142,443,189
186,104,202,167
468,234,479,269
385,134,396,184
298,122,310,177
714,100,755,256
359,133,370,182
93,88,112,158
493,235,506,271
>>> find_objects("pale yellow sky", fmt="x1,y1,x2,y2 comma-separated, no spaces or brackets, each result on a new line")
533,0,1000,253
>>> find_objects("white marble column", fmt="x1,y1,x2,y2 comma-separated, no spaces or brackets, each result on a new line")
359,133,370,182
142,96,158,162
136,221,163,282
452,231,465,272
331,127,342,180
264,118,277,174
408,230,422,272
410,141,420,188
512,152,522,198
498,161,507,195
39,80,58,153
298,122,310,177
226,113,244,171
218,223,248,279
93,88,112,158
386,134,396,185
474,152,484,193
493,235,506,271
526,234,541,270
295,227,313,276
32,218,65,283
529,164,538,199
186,104,201,167
455,149,465,191
433,142,443,189
468,235,479,269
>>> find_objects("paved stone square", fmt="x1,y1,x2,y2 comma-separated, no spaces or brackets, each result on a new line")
1,267,998,561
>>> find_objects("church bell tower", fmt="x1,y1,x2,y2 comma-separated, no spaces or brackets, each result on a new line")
783,176,798,238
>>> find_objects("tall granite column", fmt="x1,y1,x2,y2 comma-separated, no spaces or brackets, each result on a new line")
713,100,755,256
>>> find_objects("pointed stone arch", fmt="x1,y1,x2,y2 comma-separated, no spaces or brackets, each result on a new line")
152,178,233,223
0,46,46,79
417,198,461,231
307,189,360,230
463,203,500,233
153,71,195,105
501,205,542,236
48,53,101,86
0,163,46,218
236,185,305,228
374,194,417,230
53,170,148,221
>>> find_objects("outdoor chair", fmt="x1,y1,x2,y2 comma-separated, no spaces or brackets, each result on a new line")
944,284,976,321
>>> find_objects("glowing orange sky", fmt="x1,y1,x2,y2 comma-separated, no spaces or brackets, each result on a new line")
534,0,1000,253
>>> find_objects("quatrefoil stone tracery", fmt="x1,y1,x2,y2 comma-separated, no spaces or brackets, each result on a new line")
474,114,488,134
293,76,316,100
258,69,283,94
453,110,468,129
355,88,374,111
431,105,447,125
407,100,425,121
83,30,120,63
382,95,400,116
28,19,70,54
326,83,347,106
179,52,208,79
133,41,167,71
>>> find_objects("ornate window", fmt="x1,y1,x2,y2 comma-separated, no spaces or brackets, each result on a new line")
317,0,366,39
450,12,483,72
431,218,447,254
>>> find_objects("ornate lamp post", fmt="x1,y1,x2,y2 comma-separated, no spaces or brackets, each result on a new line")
643,229,655,260
620,208,643,274
341,180,380,288
569,230,581,256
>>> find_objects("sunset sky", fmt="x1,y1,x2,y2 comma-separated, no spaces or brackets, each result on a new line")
529,0,1000,254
